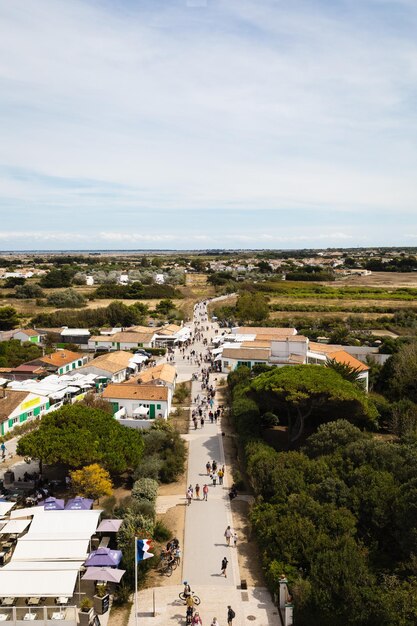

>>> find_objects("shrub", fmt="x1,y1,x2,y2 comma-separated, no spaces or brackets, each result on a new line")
159,448,185,483
133,455,163,481
174,382,189,403
130,497,156,520
153,520,172,542
113,582,132,606
46,288,86,308
131,477,159,502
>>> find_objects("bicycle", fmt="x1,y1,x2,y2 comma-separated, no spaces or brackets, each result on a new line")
158,555,177,577
179,592,201,606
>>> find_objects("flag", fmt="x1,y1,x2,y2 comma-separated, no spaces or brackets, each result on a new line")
136,538,154,562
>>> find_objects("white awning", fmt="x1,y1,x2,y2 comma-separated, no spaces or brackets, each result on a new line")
133,406,149,416
10,506,44,519
5,560,84,571
13,539,89,561
0,502,15,516
0,519,31,535
0,568,80,597
24,509,102,540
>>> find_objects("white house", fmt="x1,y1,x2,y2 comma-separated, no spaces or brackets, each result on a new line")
0,389,50,437
12,329,42,344
88,331,155,351
79,351,137,383
127,363,177,392
102,384,171,429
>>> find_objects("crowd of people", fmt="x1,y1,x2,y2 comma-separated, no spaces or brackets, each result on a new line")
167,300,239,626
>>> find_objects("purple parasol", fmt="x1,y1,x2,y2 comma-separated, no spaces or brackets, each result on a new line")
96,519,123,533
43,497,65,510
81,567,125,583
65,497,93,510
85,547,122,568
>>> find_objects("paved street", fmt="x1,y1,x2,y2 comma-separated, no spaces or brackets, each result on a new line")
130,299,279,626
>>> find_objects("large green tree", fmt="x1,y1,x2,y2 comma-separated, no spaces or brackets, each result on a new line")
17,404,144,473
250,365,378,443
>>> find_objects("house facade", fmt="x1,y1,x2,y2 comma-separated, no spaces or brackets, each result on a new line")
28,350,88,375
12,329,42,344
88,331,155,351
79,351,138,383
102,384,171,429
0,390,50,436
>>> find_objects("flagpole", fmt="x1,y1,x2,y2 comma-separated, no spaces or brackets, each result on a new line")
134,537,138,626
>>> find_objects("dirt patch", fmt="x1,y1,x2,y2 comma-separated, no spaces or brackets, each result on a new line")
109,601,133,626
334,272,417,288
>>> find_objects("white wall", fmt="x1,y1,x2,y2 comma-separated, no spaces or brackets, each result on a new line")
80,365,128,383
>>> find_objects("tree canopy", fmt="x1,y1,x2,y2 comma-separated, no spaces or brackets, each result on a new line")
0,339,43,368
250,365,378,442
0,306,19,330
70,463,113,501
244,421,417,625
17,404,144,473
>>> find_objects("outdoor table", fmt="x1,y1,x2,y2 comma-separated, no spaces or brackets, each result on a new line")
24,613,37,620
51,613,65,621
0,615,8,622
55,598,69,606
27,598,41,606
1,599,15,607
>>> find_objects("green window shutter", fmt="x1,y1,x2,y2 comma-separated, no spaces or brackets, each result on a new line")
8,419,14,429
157,404,161,410
20,413,27,423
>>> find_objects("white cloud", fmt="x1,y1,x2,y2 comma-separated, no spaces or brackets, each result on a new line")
0,0,416,243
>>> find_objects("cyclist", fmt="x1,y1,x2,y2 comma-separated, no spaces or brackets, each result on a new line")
183,581,191,598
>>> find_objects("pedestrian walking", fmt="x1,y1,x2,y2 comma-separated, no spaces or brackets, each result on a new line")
221,556,228,578
195,483,200,499
203,484,209,501
227,607,235,626
218,469,224,485
0,442,6,459
193,417,198,430
200,416,204,428
174,547,181,565
206,461,211,475
186,489,192,506
212,472,217,487
211,618,219,626
224,526,232,546
233,533,238,548
192,612,202,626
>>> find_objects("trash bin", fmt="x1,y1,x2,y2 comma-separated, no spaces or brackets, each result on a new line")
4,470,14,486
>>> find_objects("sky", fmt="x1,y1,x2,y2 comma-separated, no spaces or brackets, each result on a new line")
1,0,417,250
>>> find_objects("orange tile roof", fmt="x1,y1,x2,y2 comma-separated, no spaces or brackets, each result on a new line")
222,348,271,361
37,350,82,367
13,329,40,337
327,350,369,372
237,327,296,337
136,363,176,385
102,384,169,401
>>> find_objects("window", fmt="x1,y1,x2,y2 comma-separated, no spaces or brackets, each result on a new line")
157,404,161,410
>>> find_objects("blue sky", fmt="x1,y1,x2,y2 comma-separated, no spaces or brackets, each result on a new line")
1,0,417,250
